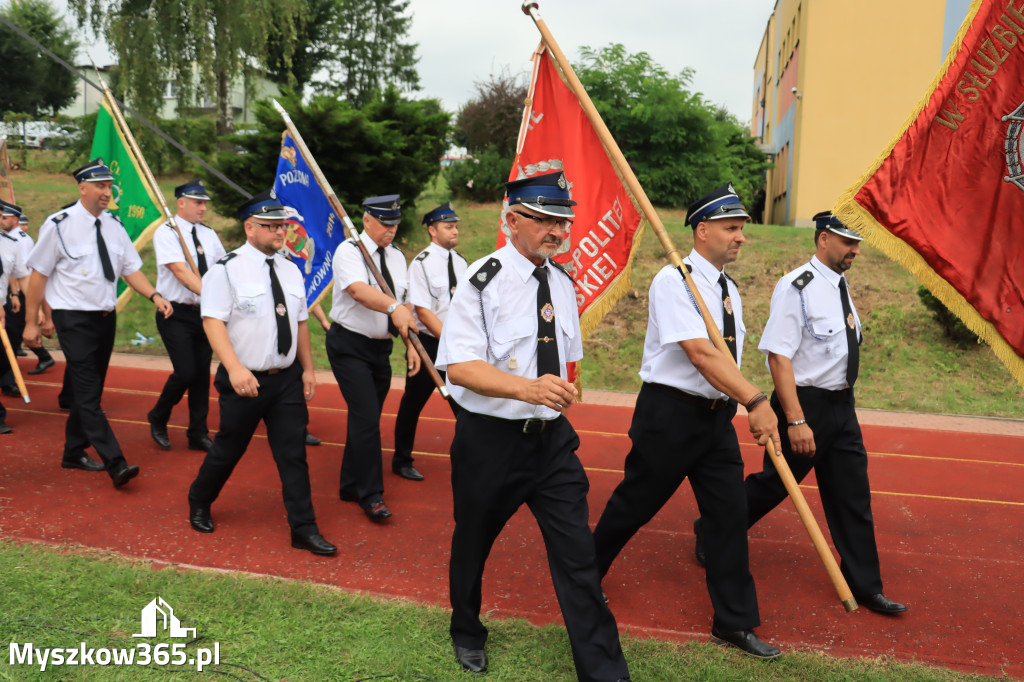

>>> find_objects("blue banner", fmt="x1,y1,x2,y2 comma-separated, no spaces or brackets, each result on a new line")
272,132,344,307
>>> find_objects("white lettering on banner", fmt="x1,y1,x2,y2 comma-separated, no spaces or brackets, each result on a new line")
527,110,544,132
574,252,619,306
307,258,332,299
278,170,310,187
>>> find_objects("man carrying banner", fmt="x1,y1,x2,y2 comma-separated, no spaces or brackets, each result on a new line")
733,210,906,615
187,190,335,556
592,184,782,659
392,201,466,482
0,199,29,433
4,208,56,377
436,172,631,681
326,195,419,522
147,180,226,453
23,158,173,488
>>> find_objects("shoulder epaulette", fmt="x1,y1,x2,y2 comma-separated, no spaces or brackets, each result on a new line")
217,252,238,266
723,271,736,285
470,257,502,292
389,243,405,255
678,262,693,275
109,213,123,225
414,250,430,262
60,200,76,210
50,211,69,225
792,270,814,291
548,260,574,282
453,248,468,263
0,232,16,242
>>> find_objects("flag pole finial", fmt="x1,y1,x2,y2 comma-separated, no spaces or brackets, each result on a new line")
521,0,539,15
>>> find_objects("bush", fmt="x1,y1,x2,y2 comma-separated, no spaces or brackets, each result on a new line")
445,146,512,203
917,286,981,348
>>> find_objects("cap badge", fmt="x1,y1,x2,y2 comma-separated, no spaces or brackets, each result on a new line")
727,182,735,194
557,174,566,190
270,189,277,200
391,200,399,209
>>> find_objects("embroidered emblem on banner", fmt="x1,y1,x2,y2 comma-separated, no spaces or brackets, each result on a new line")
276,303,287,317
1003,100,1024,192
723,296,734,315
847,312,856,330
540,302,554,322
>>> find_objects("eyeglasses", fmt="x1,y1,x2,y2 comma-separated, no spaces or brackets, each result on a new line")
251,221,287,232
512,210,572,231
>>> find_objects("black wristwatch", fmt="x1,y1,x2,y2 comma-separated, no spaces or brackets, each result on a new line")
149,291,162,302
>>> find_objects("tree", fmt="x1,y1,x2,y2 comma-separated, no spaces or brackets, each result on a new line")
69,0,305,137
204,88,449,235
575,43,769,209
266,0,419,106
0,0,79,116
454,68,527,157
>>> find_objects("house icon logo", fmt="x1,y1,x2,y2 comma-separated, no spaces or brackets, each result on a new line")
132,597,197,639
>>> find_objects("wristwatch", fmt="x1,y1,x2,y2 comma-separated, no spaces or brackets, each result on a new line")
386,302,399,315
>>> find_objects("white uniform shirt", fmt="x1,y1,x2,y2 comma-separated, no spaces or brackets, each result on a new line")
329,230,409,339
27,201,143,311
11,228,33,262
0,233,29,298
153,215,227,305
408,241,468,336
758,255,862,391
201,241,308,372
638,249,746,400
436,243,583,420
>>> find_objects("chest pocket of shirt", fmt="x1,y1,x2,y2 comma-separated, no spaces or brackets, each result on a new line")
234,282,268,317
557,309,576,343
428,274,449,300
284,278,305,313
810,317,846,356
491,315,535,361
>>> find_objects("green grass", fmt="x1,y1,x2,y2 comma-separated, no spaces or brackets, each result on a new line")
0,540,999,682
10,152,1023,418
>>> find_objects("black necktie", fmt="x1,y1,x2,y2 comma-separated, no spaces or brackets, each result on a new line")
718,273,737,362
533,266,560,377
191,225,208,276
377,247,399,337
96,218,114,282
840,277,860,387
447,251,457,299
267,259,291,355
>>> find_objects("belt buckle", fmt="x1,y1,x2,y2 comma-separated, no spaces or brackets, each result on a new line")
522,418,545,434
709,398,726,411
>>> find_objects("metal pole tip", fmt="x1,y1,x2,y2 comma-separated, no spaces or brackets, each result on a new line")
522,0,539,15
842,598,858,612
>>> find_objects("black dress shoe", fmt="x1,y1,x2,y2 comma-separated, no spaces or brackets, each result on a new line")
304,431,321,446
393,465,424,481
1,385,20,397
859,593,907,614
694,517,706,567
110,463,140,488
291,532,337,555
189,501,214,533
364,500,392,521
27,357,55,375
188,436,214,453
710,626,782,659
61,454,106,471
14,348,27,357
149,423,171,450
0,421,11,435
453,644,488,674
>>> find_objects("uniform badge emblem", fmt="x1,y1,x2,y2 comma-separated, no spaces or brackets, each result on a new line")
557,173,567,190
197,246,204,255
276,303,287,317
540,302,554,322
723,296,733,315
477,272,487,282
450,285,457,297
847,313,856,330
391,200,399,210
270,188,277,199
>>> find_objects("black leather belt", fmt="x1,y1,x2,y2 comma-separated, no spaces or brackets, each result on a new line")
646,382,734,411
170,301,201,311
477,413,560,434
796,386,852,402
252,367,285,377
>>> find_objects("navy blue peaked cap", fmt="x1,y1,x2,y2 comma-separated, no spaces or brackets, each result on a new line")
686,183,750,228
505,171,576,218
238,188,288,220
422,201,459,225
363,195,402,225
813,210,863,240
175,179,211,200
72,158,114,183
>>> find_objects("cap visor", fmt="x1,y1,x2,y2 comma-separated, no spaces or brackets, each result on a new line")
182,192,211,201
707,208,750,221
519,202,575,219
826,226,864,241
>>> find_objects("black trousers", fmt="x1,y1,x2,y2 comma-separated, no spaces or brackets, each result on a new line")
592,382,760,632
745,387,883,596
188,363,318,535
148,304,213,439
326,325,392,506
51,309,127,476
449,411,629,682
392,333,460,468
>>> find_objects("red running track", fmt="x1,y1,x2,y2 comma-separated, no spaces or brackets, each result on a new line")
1,358,1023,678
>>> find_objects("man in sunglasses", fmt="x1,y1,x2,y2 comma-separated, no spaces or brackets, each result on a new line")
187,189,336,556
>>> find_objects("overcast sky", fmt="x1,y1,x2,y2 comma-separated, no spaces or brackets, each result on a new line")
52,0,774,122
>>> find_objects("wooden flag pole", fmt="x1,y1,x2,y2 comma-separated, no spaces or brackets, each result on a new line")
522,0,856,612
0,325,29,403
271,99,451,400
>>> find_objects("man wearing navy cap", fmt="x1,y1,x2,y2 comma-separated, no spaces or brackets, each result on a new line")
186,189,335,556
592,183,783,659
391,201,466,482
23,158,173,488
146,179,227,453
436,171,631,680
326,194,419,521
0,205,56,377
736,210,906,615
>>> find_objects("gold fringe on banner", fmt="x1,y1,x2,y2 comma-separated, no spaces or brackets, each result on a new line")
834,0,1024,389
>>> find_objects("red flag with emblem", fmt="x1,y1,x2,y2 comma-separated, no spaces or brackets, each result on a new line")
835,0,1024,388
499,46,646,384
